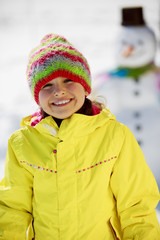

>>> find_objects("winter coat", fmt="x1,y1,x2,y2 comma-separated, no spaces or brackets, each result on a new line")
0,109,160,240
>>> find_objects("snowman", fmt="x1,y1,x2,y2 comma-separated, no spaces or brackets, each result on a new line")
94,6,160,208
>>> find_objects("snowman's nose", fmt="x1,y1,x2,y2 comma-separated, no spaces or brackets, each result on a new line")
123,46,134,57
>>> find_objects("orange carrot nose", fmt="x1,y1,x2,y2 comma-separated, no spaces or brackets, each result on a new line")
122,46,134,57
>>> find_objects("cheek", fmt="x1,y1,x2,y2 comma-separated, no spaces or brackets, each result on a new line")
67,84,86,96
39,90,50,106
66,84,77,91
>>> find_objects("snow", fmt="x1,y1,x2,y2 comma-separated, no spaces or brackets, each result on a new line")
0,0,160,222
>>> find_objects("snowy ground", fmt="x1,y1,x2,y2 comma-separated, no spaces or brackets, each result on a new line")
0,0,160,221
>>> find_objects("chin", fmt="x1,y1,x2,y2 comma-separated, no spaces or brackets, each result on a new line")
51,112,74,119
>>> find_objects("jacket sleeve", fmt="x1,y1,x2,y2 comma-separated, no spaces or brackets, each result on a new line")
0,138,34,240
110,125,160,240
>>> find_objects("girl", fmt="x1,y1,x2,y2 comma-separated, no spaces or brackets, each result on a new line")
0,33,160,240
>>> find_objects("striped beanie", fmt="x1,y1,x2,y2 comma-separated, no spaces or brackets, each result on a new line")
27,33,91,105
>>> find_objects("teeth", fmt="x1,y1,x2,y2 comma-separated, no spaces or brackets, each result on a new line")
55,100,70,105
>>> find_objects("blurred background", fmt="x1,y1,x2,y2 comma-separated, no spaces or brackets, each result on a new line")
0,0,160,218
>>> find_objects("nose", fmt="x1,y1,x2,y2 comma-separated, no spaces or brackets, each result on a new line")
123,45,134,57
53,83,66,97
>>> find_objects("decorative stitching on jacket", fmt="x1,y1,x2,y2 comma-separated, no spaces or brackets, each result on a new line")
20,156,117,174
76,156,117,173
19,161,57,173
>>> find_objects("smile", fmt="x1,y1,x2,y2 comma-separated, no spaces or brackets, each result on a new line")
53,99,71,106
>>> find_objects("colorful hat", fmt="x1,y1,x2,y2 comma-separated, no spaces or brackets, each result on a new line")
27,33,92,105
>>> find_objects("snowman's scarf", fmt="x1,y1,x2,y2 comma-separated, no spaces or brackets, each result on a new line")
95,63,158,87
108,63,156,78
95,63,160,103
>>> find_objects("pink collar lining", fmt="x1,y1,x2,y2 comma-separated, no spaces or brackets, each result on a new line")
92,104,100,115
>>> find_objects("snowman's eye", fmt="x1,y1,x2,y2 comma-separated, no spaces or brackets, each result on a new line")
137,39,144,45
121,40,128,45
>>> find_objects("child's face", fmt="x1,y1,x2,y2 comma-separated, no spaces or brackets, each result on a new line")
39,77,88,119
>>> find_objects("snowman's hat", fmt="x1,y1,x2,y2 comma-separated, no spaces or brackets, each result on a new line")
121,7,146,26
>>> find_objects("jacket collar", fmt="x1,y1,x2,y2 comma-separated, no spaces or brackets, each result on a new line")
21,109,115,140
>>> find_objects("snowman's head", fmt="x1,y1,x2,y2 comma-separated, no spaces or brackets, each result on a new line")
115,26,156,68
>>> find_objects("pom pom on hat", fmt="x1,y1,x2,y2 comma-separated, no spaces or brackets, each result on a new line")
27,33,92,105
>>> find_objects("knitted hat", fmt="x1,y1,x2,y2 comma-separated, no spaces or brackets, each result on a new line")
27,33,92,105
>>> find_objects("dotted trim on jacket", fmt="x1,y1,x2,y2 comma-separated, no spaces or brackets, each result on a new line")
19,161,57,173
76,156,117,173
19,156,117,174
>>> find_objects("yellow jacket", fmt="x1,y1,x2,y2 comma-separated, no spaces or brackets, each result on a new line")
0,109,160,240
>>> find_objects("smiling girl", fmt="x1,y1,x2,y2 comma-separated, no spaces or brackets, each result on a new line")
0,33,160,240
39,77,88,119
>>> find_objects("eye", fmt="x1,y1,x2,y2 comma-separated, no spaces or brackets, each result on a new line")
42,83,52,89
64,79,73,83
137,39,144,45
121,39,128,45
